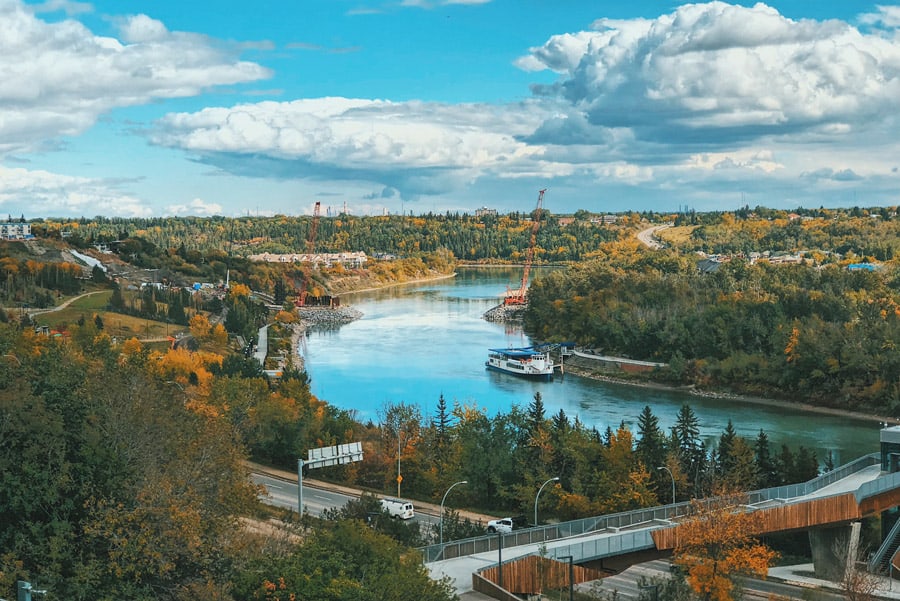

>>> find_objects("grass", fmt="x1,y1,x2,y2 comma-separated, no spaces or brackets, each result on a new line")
657,226,697,245
32,289,189,342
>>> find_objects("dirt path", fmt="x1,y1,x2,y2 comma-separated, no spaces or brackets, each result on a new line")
9,289,107,317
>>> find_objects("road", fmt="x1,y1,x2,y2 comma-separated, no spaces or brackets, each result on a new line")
251,471,440,527
635,224,670,250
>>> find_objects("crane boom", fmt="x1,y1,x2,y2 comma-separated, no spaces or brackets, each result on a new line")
504,189,545,306
297,201,321,306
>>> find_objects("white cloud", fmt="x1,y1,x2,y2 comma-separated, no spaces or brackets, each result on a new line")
165,198,224,216
150,97,563,197
521,2,900,141
0,165,151,217
859,5,900,28
0,0,271,156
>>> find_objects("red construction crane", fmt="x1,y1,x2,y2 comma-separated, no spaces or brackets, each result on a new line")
296,201,321,307
504,189,546,306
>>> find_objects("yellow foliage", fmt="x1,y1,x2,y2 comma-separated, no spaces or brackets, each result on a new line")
121,337,144,358
229,283,251,297
674,490,777,601
211,323,228,345
190,314,212,340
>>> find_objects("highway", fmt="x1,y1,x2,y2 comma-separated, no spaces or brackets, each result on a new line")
251,472,440,527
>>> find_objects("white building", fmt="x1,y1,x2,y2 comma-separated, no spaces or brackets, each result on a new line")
0,222,32,240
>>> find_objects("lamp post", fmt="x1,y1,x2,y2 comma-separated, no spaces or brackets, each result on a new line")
535,476,560,527
440,480,468,546
396,431,405,497
558,555,574,601
657,466,675,505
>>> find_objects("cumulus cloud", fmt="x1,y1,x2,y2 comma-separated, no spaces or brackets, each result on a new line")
150,97,560,198
859,5,900,29
0,165,151,217
520,2,900,145
0,0,271,156
165,198,224,216
138,2,900,211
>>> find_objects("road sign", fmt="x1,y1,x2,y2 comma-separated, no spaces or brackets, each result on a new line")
397,474,403,484
299,442,363,513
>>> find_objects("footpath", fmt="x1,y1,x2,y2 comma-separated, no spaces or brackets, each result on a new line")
246,460,498,523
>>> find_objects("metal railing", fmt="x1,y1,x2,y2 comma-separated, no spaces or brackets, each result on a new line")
421,453,883,564
869,513,900,572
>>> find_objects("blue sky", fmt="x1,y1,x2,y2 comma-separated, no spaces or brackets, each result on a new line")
1,0,899,218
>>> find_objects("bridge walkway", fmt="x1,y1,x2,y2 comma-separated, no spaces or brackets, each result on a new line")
427,453,900,597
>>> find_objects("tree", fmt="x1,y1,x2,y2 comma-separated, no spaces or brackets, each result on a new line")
754,430,778,488
636,405,667,491
672,488,777,601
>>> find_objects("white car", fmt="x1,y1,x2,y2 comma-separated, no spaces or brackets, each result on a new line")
380,498,415,520
486,517,514,534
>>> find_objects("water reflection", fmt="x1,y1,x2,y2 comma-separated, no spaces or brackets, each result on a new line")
304,267,881,465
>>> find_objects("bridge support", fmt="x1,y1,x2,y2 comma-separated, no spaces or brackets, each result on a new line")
808,521,861,581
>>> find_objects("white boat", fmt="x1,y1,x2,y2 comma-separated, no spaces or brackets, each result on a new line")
485,347,555,380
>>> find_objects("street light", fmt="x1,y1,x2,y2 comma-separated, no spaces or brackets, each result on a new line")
535,476,560,527
657,466,675,505
396,431,405,497
439,480,468,546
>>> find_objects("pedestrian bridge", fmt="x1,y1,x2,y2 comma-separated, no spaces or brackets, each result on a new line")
425,452,900,596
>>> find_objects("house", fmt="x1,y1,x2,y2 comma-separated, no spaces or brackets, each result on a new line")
0,222,33,240
475,207,497,218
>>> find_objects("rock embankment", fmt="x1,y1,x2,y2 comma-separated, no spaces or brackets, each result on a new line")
482,303,525,323
297,306,363,326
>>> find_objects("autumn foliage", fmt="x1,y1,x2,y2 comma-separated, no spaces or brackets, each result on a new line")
673,488,777,601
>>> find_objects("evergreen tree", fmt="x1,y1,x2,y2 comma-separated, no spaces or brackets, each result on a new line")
527,391,545,436
776,444,795,485
715,420,738,477
108,283,125,311
795,446,819,482
754,430,779,488
636,405,667,492
274,278,287,305
672,404,705,492
433,393,451,478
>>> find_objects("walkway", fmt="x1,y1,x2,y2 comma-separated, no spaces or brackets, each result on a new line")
428,453,900,597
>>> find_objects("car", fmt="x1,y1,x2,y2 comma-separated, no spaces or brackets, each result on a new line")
380,498,415,520
486,517,514,534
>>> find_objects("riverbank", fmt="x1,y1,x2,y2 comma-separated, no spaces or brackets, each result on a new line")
339,271,457,296
562,359,900,427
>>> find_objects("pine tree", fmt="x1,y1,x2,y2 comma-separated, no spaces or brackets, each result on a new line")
636,405,666,475
754,429,779,488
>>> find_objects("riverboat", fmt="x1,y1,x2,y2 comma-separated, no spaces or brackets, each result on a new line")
485,347,555,380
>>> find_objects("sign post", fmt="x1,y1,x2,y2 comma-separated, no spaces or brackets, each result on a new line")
297,442,363,514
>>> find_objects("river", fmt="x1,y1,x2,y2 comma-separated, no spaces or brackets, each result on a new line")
300,266,882,465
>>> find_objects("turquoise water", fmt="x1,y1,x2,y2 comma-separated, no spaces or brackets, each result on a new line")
301,266,882,465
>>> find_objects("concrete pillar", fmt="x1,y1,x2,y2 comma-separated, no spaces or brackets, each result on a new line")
809,522,861,581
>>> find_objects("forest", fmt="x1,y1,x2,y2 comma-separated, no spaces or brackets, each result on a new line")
3,205,900,598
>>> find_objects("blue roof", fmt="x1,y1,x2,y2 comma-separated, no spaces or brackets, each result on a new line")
489,347,543,358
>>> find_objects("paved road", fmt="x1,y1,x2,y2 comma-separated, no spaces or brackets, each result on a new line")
251,471,440,528
635,224,670,250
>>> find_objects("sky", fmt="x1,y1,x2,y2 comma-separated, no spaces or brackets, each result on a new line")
1,0,899,219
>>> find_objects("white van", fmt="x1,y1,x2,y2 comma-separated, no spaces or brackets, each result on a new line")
380,498,415,520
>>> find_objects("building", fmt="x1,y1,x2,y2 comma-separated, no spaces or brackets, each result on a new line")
248,251,367,269
475,207,497,218
0,222,33,240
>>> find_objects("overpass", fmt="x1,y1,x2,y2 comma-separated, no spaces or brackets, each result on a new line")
425,447,900,597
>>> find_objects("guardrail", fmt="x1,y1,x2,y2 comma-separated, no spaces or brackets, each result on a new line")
421,453,882,564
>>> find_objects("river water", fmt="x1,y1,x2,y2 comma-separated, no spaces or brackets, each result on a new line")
300,266,882,465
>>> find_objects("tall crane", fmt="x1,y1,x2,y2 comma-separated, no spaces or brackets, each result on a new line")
296,201,321,307
504,189,546,306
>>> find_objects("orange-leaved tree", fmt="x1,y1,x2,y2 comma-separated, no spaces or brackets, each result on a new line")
672,487,777,601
